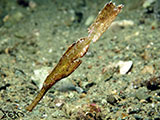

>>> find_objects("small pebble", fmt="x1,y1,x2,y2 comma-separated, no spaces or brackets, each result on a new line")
117,61,133,74
85,15,95,26
135,87,149,100
106,95,117,105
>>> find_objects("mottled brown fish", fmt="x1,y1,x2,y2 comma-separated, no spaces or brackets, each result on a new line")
26,1,123,112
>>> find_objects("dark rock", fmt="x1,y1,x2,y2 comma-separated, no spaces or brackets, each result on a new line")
0,83,10,91
106,95,117,105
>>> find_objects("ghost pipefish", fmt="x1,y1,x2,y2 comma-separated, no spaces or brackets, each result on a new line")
26,1,123,112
